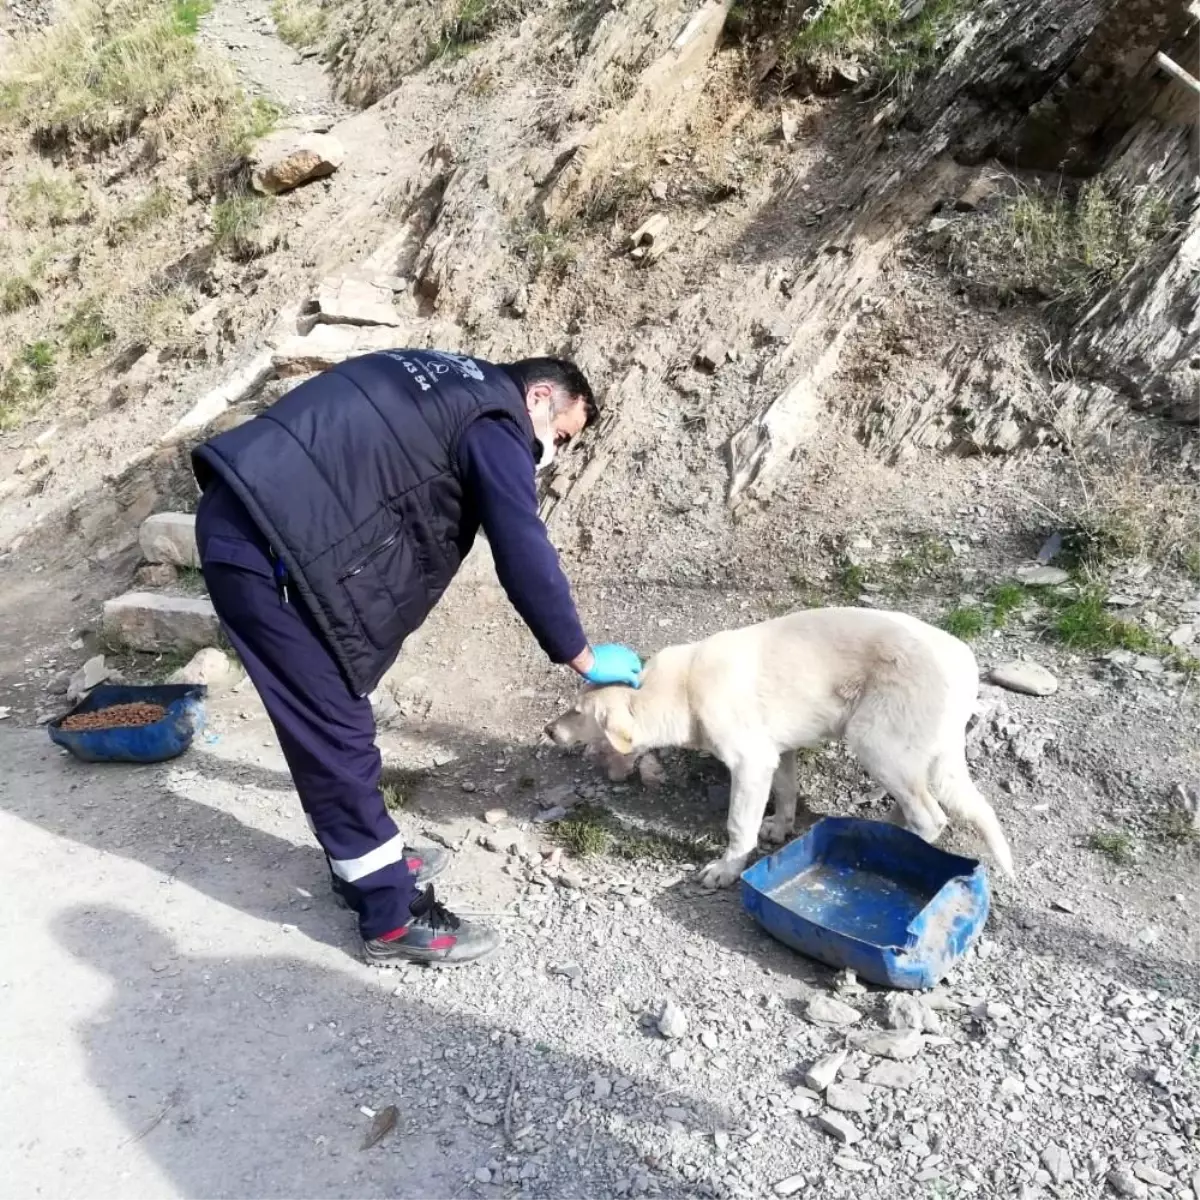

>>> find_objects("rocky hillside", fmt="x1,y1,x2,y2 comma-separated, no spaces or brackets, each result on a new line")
1,2,1199,1199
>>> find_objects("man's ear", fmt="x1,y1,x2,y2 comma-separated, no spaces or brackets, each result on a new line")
597,698,635,756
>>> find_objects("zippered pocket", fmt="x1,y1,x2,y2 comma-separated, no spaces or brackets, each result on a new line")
339,530,400,582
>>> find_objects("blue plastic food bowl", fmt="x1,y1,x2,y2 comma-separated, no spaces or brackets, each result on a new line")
49,683,207,764
740,816,990,990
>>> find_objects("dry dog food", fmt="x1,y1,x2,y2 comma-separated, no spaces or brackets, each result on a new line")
60,702,167,731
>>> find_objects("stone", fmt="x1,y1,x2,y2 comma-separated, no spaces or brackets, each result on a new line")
139,512,199,568
780,108,799,145
16,448,48,474
483,808,508,825
67,655,109,702
637,752,666,790
667,1048,688,1070
1108,1165,1148,1198
700,1030,719,1050
657,1000,688,1039
1042,1144,1073,1184
883,993,925,1030
988,660,1059,697
272,324,395,377
166,647,242,694
852,1029,923,1060
134,563,179,588
474,1167,492,1185
865,1061,922,1089
695,339,727,372
804,1049,848,1092
250,131,344,194
1133,1165,1175,1189
773,1174,806,1196
102,592,220,653
316,276,403,327
1168,623,1195,647
817,1112,862,1144
629,213,669,249
1015,565,1070,586
592,1076,612,1100
825,1082,871,1114
803,994,862,1027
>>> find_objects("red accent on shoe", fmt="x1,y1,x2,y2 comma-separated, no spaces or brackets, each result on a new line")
377,925,410,943
428,936,457,950
404,856,424,873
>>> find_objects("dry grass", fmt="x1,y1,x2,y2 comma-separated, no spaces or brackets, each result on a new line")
271,0,327,48
1063,451,1200,577
0,0,281,431
945,178,1178,313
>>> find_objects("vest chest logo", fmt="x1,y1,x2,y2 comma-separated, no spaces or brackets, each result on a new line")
382,350,485,391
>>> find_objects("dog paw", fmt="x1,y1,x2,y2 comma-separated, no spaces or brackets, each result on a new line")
697,858,745,889
758,816,792,845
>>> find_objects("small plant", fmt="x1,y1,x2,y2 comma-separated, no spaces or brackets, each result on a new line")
379,766,425,812
520,228,577,281
1161,807,1199,845
945,180,1178,314
428,0,526,60
9,170,89,229
270,0,326,47
108,185,175,241
836,560,868,600
942,606,985,641
583,164,651,225
62,299,114,356
211,193,271,258
988,582,1027,628
1,276,40,314
1087,828,1135,866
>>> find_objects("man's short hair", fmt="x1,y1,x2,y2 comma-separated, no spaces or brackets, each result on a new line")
503,356,599,428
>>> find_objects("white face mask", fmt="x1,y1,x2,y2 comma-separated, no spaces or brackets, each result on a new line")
530,403,557,474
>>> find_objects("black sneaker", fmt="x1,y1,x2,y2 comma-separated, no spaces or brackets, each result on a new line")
363,885,501,967
330,844,450,909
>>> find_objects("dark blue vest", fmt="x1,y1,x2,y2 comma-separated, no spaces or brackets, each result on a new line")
192,350,534,696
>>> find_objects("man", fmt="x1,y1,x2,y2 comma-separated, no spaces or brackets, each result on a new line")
191,348,641,967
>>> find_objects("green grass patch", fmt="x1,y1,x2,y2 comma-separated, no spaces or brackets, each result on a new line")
1048,588,1156,653
942,606,985,641
988,582,1027,628
107,185,176,242
557,803,716,865
787,0,967,97
519,228,577,281
1086,828,1135,866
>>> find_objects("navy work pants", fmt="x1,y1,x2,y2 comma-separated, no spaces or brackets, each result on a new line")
195,480,419,940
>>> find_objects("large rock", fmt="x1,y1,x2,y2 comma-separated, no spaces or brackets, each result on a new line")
139,512,199,568
166,647,242,694
317,276,403,327
250,131,345,195
988,660,1059,697
102,593,220,653
271,324,396,377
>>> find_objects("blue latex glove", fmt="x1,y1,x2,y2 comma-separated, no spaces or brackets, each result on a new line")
584,643,643,688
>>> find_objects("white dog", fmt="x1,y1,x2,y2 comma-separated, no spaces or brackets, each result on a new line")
544,607,1014,888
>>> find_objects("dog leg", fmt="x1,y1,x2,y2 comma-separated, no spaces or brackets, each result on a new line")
759,750,798,845
699,751,778,888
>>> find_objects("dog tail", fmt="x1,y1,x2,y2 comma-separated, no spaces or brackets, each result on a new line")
929,748,1015,879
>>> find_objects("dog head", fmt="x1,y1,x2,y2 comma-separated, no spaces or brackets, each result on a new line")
543,685,639,755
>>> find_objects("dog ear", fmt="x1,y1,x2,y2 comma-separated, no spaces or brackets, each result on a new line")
597,703,635,756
